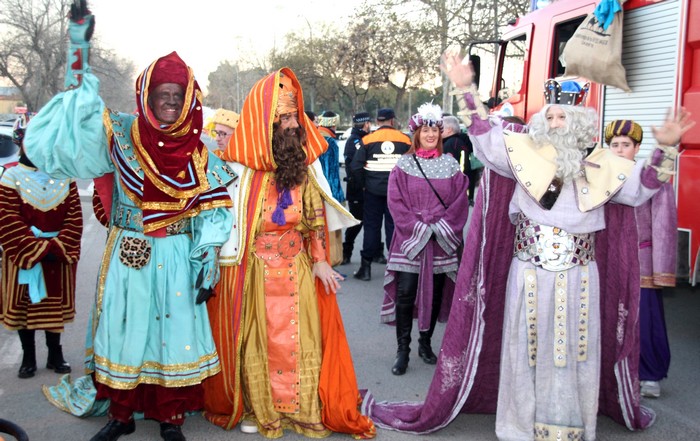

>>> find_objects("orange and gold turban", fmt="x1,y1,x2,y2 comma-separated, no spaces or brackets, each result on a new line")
219,67,327,171
276,74,298,121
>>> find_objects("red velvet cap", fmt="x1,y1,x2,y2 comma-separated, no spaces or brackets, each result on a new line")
149,51,188,92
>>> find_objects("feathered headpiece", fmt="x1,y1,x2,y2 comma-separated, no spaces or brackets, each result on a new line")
408,102,443,133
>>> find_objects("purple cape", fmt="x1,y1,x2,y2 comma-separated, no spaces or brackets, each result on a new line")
363,169,654,433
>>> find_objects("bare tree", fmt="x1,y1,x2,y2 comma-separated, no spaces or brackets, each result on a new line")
267,26,362,120
91,48,136,112
205,61,266,112
0,0,70,111
268,29,325,112
352,0,529,113
0,0,135,112
343,6,434,123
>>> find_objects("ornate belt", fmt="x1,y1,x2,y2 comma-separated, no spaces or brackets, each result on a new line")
253,229,303,261
112,205,190,235
514,213,594,271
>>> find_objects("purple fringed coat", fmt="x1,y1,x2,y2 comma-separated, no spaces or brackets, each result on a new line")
380,154,469,331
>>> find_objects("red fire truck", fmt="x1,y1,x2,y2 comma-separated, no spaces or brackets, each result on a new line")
469,0,700,284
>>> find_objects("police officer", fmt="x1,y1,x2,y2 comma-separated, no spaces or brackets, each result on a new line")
341,112,371,265
350,108,410,281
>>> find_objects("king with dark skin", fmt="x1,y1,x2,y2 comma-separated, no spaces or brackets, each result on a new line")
149,83,185,124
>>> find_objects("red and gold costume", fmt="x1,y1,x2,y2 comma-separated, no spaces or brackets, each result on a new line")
0,165,82,331
203,68,375,438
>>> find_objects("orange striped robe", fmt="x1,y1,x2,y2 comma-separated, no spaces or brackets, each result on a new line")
203,67,375,438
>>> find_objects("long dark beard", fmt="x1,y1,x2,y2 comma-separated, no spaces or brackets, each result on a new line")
272,125,308,190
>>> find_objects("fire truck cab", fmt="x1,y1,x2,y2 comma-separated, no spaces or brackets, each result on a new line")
469,0,700,284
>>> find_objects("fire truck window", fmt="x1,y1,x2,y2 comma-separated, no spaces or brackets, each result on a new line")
552,17,585,77
468,43,499,106
468,34,525,108
499,35,526,105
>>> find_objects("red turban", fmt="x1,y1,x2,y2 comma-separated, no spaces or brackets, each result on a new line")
148,51,188,92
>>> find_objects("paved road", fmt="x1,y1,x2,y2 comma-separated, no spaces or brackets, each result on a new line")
1,190,699,440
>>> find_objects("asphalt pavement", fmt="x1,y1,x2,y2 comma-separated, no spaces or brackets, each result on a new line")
1,182,699,441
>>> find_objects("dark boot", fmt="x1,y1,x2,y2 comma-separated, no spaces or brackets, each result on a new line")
45,331,71,374
392,272,418,375
89,419,135,441
341,242,353,265
392,303,414,375
160,423,186,441
18,329,37,379
353,258,371,281
373,242,387,264
418,274,445,365
418,334,437,365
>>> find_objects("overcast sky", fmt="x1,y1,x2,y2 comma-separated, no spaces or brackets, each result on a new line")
89,0,360,85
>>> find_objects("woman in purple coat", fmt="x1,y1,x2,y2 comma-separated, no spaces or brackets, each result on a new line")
381,103,470,375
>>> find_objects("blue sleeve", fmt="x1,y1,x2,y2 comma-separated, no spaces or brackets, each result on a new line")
23,73,113,180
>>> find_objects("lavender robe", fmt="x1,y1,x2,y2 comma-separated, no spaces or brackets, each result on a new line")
380,154,469,331
636,183,676,381
637,183,677,289
364,126,660,440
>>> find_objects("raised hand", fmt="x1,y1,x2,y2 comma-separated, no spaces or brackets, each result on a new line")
440,51,475,89
69,0,95,42
652,108,695,146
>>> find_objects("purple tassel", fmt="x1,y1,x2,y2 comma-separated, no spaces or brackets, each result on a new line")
272,186,293,226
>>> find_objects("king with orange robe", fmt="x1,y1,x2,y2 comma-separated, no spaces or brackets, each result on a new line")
202,67,375,439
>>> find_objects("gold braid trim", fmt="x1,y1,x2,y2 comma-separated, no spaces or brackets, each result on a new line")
131,122,210,199
169,120,192,138
95,363,221,390
140,199,188,211
93,228,120,342
94,352,219,374
140,198,232,234
103,108,114,144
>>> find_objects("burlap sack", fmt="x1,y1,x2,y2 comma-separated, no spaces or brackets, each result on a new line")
562,9,631,92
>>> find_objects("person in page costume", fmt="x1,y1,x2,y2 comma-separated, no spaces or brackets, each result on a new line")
0,112,83,380
381,103,469,376
317,110,345,204
206,108,240,152
202,68,376,439
24,2,234,440
317,110,346,265
363,52,693,441
605,119,677,399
